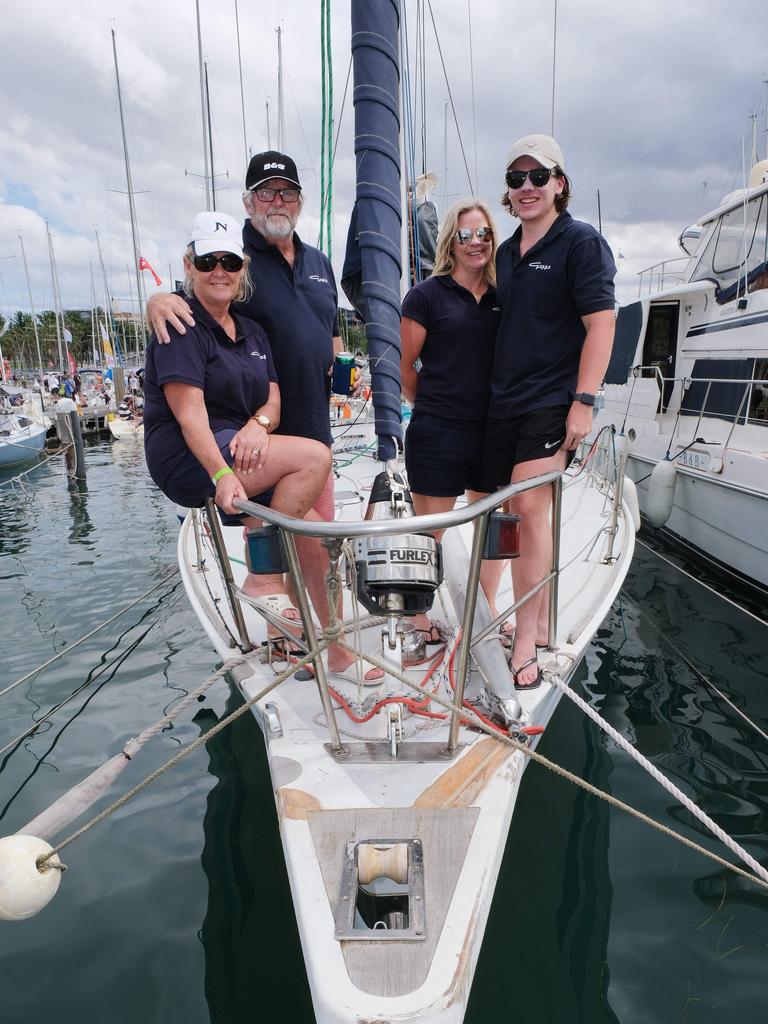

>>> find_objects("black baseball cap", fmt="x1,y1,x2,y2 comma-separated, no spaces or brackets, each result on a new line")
246,150,302,191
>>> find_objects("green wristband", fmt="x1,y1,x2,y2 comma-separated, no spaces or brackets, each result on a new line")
212,466,234,485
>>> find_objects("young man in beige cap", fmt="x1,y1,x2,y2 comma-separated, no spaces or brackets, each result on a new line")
481,134,616,690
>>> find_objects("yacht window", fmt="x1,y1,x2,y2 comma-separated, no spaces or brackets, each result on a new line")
691,194,767,300
748,359,768,426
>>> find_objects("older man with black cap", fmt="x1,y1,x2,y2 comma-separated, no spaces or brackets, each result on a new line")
148,152,383,683
480,133,616,692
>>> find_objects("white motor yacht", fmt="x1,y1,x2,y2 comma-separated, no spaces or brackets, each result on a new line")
596,160,768,598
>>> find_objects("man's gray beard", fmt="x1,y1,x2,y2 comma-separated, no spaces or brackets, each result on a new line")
252,210,295,241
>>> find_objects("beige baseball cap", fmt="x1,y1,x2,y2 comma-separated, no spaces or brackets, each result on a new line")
506,134,565,171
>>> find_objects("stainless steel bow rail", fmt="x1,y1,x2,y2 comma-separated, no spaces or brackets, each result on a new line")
191,428,628,757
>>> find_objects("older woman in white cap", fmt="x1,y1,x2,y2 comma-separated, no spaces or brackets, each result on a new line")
479,134,616,693
143,211,331,641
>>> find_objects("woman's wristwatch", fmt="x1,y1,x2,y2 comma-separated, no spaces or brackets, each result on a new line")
251,413,271,429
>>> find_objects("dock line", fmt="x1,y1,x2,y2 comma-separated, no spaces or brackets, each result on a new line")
0,570,179,702
636,537,767,627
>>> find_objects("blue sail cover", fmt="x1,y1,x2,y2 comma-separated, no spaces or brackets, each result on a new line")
350,0,402,461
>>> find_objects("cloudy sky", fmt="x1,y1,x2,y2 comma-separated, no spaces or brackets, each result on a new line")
1,0,767,326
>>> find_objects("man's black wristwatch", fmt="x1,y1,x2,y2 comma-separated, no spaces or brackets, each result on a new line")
572,392,596,406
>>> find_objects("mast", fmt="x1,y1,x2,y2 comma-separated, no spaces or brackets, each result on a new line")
195,0,212,207
204,61,217,211
95,229,120,366
46,222,65,371
276,25,286,150
234,0,249,168
111,28,147,347
551,0,558,135
750,113,758,169
126,262,141,361
18,234,44,382
350,0,402,461
89,264,99,366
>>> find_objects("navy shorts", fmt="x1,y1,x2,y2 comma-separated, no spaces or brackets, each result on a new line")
160,427,272,523
480,405,573,491
405,410,488,497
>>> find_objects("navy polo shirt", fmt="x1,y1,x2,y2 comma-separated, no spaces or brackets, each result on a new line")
490,211,616,417
402,275,499,421
143,295,277,493
236,221,339,445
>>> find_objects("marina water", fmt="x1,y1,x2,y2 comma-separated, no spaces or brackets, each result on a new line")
1,438,766,1023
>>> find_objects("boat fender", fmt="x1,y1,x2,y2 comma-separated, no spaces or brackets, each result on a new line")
645,459,677,528
622,477,641,532
0,835,64,921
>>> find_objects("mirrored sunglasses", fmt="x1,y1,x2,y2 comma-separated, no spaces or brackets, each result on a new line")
252,186,301,203
505,168,557,189
454,226,493,245
193,253,244,273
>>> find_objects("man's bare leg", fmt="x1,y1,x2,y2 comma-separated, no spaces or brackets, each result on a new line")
289,473,383,681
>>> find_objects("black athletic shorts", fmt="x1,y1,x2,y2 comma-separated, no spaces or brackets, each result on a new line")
405,410,488,497
479,405,573,491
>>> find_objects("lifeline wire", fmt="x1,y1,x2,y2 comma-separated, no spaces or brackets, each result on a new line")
321,638,768,888
38,643,330,866
0,570,179,701
636,537,767,628
33,613,768,893
624,587,768,744
0,444,73,489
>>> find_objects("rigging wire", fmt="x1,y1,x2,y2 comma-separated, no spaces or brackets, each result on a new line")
623,587,768,747
417,0,427,176
330,55,353,168
467,0,478,191
426,0,475,196
635,537,767,627
319,0,329,254
551,0,558,136
400,7,422,283
324,0,333,255
0,570,179,702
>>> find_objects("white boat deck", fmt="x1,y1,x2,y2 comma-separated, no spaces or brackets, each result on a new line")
177,429,634,1023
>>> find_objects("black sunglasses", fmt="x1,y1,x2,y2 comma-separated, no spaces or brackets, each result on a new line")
192,253,244,273
454,226,493,245
505,167,557,189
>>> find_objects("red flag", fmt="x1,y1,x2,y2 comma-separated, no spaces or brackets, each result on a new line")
138,255,162,287
67,349,77,376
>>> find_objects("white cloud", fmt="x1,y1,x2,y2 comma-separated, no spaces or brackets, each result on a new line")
1,0,767,322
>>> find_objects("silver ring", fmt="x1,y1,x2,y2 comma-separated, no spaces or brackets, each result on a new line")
251,448,260,456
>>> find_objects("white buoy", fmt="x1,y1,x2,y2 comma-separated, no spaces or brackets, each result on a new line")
645,459,677,528
0,835,64,921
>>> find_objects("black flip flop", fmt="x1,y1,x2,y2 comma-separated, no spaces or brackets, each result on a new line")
511,656,543,691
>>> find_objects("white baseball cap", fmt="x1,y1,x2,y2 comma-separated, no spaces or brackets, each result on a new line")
189,212,244,257
505,134,565,171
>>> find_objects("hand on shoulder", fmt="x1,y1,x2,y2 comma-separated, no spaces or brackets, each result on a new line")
148,293,196,344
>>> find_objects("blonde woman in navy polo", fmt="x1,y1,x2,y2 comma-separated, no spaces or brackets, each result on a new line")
400,199,508,663
144,212,331,632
